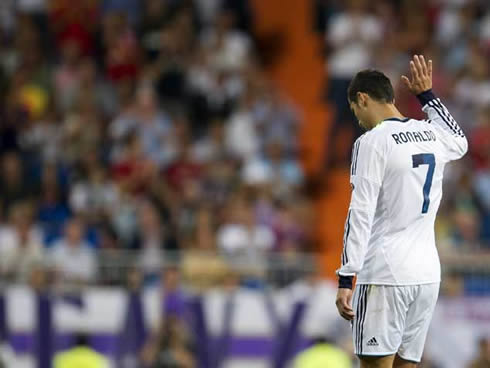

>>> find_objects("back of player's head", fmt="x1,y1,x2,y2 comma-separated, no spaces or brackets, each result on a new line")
348,69,394,104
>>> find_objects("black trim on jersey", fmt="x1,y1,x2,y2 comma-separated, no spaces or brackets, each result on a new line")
423,97,465,138
433,99,464,137
350,141,359,175
342,210,352,265
432,99,459,133
417,90,464,137
351,135,365,175
350,145,354,175
428,100,461,136
353,140,361,174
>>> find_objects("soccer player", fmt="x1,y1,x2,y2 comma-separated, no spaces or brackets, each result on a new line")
335,55,468,368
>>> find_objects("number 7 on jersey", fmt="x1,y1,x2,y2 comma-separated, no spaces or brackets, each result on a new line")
412,153,435,214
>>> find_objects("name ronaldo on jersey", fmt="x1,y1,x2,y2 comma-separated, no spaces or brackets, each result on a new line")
391,130,436,145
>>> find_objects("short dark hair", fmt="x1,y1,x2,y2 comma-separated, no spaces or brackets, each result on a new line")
348,70,394,104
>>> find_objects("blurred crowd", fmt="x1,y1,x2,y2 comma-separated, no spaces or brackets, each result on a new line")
0,0,487,295
0,0,488,367
0,0,315,288
318,0,490,294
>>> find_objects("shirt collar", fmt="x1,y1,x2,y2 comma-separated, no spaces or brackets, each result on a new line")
383,117,410,122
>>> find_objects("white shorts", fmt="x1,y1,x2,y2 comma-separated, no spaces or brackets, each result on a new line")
352,283,439,362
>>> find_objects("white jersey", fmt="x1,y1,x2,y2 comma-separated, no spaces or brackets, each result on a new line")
337,91,468,285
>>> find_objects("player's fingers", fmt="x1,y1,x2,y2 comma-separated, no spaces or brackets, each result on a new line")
341,298,353,313
336,304,346,319
337,298,352,311
428,59,433,78
341,299,353,310
414,55,423,78
420,55,428,77
340,299,355,319
410,61,419,81
341,308,355,321
408,61,415,80
401,75,412,89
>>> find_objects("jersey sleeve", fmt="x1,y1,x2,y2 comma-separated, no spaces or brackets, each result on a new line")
336,137,386,278
417,90,468,162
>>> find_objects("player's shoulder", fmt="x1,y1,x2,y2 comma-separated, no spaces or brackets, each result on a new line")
355,124,390,149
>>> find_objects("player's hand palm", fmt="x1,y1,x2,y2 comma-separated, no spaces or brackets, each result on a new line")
401,55,432,95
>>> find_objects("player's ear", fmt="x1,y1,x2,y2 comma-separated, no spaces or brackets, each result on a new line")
355,92,362,106
357,92,368,108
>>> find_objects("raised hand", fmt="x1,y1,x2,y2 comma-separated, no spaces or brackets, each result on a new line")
401,55,432,95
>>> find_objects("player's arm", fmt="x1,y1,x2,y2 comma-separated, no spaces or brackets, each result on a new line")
335,139,386,320
402,55,468,160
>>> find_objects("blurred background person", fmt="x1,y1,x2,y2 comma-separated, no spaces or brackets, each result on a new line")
0,201,44,282
293,336,352,368
141,317,195,368
54,333,109,368
49,218,97,284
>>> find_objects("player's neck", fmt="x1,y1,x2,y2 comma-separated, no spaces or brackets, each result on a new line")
371,104,405,128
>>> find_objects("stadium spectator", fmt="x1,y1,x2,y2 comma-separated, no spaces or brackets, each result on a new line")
180,206,232,289
163,117,202,191
190,118,229,163
53,35,84,113
102,11,141,82
242,140,303,189
0,202,44,282
450,173,482,248
470,106,490,214
254,87,299,156
162,266,187,319
139,0,174,62
19,105,63,162
453,47,490,120
109,83,174,168
135,201,175,281
224,88,260,161
325,0,383,165
200,9,252,73
69,164,119,222
97,224,125,286
37,162,71,244
140,316,195,368
0,154,29,215
49,218,97,284
217,197,275,277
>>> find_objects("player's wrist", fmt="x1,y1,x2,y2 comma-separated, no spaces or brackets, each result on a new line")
416,89,435,106
338,275,354,289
